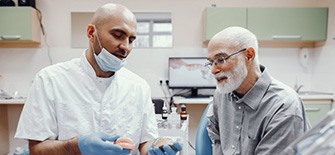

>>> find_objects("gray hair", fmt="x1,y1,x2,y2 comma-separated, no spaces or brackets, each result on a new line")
211,26,260,66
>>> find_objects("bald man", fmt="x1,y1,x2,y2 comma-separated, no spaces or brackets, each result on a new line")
205,27,310,154
15,3,181,155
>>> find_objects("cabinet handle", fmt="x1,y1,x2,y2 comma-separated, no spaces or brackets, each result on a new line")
1,35,21,40
305,107,321,112
271,35,302,40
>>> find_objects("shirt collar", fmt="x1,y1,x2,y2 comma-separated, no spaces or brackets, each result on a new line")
80,50,116,82
230,65,272,110
80,50,97,80
229,91,241,102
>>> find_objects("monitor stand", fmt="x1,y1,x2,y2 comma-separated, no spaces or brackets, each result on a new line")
182,88,212,98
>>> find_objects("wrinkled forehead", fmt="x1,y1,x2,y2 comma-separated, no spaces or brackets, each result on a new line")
207,38,238,58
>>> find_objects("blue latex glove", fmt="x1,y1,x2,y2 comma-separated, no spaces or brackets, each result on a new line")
149,141,182,155
78,132,131,155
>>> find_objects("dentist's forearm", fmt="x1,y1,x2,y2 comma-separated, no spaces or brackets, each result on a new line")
29,137,81,155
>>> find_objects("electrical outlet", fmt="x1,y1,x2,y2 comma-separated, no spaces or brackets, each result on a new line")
159,78,168,85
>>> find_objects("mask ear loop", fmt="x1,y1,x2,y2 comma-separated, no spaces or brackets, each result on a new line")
90,40,97,57
93,25,104,50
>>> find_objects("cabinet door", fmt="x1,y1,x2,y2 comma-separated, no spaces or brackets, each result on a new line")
304,103,331,127
247,8,328,41
0,106,9,155
0,7,39,42
205,7,247,41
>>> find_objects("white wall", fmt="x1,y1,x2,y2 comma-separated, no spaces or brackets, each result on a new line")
1,0,332,98
1,0,334,153
312,0,335,93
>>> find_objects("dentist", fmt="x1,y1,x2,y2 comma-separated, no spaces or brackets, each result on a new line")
15,3,181,155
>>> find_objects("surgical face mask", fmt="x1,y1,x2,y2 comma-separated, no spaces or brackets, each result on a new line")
94,48,127,72
93,27,127,72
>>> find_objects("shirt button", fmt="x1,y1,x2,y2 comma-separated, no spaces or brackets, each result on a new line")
238,106,241,109
231,145,235,149
236,126,240,129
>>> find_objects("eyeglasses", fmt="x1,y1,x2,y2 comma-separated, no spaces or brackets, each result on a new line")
205,48,247,68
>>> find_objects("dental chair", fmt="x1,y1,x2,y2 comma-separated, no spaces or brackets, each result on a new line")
195,102,213,155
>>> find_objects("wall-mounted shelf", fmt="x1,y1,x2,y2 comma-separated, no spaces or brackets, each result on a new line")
0,7,41,48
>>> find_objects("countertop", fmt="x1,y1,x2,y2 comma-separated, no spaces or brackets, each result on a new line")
0,91,333,105
299,95,334,100
298,91,334,100
173,91,334,104
0,98,25,104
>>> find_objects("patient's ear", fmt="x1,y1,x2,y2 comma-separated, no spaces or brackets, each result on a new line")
245,48,255,61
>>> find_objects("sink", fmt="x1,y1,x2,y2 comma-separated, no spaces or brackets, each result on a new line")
298,91,333,96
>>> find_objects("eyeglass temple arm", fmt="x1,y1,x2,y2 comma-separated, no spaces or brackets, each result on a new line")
225,48,247,60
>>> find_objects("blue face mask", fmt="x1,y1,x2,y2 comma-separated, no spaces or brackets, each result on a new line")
94,48,127,72
93,28,127,72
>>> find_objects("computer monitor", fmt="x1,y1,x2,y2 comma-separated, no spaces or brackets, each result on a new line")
168,57,216,97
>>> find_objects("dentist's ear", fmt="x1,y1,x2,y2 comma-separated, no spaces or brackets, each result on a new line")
87,24,96,40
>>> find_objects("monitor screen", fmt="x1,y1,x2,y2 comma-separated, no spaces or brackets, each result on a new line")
168,57,216,97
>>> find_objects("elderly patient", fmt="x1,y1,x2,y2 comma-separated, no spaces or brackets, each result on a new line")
205,26,311,154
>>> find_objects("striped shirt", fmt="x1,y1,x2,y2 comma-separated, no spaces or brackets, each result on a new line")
207,65,310,155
